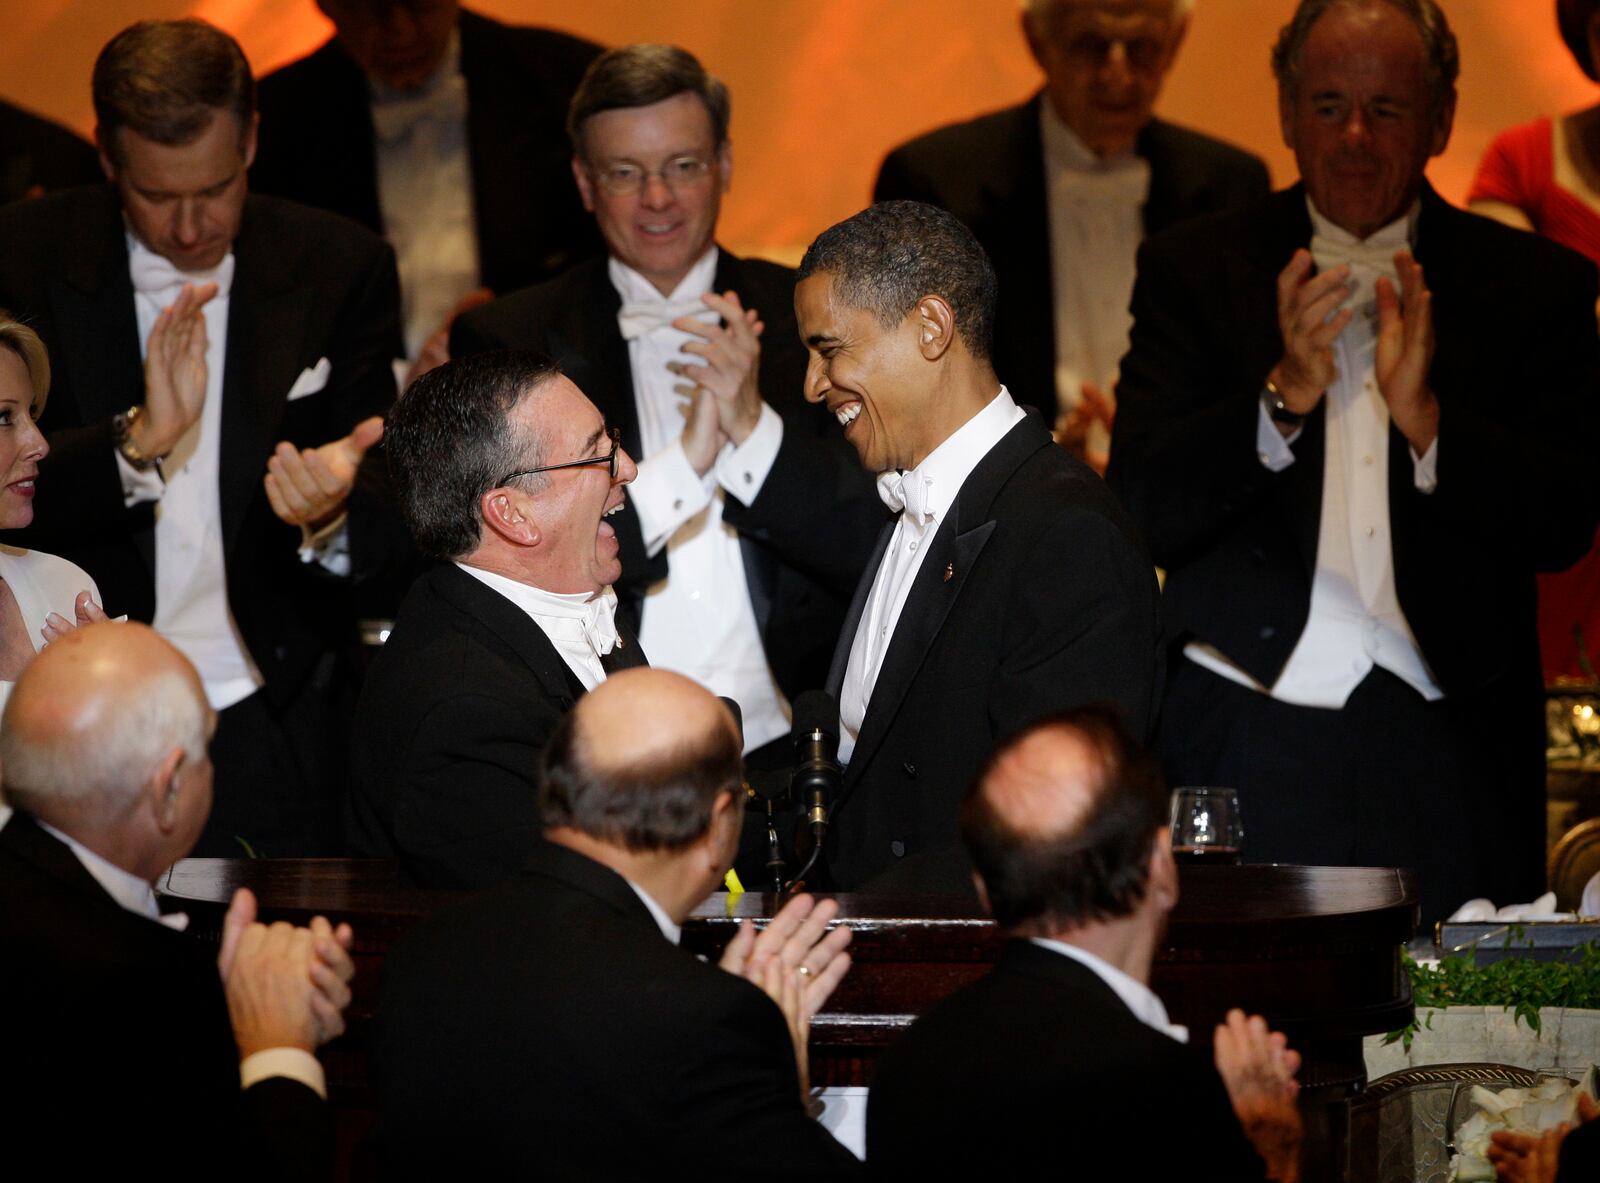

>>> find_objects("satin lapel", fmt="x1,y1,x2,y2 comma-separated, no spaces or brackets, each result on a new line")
826,520,894,699
432,565,585,705
219,201,313,557
53,195,144,427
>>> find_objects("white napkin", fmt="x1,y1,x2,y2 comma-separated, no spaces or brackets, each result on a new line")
1446,892,1577,923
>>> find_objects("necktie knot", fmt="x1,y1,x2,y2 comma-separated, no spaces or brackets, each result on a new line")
878,470,933,527
370,73,468,145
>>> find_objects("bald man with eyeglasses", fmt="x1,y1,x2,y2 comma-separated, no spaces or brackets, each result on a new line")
451,44,878,782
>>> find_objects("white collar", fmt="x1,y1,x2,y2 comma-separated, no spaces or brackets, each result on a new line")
1305,195,1417,250
608,246,720,306
625,879,682,945
455,562,613,622
37,819,187,930
887,388,1021,525
1030,936,1188,1043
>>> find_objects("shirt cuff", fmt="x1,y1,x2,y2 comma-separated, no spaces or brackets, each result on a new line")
629,441,715,556
116,448,164,508
239,1047,326,1099
714,403,783,504
1256,402,1298,472
297,512,352,576
1411,436,1439,493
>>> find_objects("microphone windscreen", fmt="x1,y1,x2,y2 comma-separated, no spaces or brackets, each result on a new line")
792,690,839,739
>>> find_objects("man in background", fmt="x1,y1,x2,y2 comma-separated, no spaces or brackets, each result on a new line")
875,0,1267,466
0,97,103,203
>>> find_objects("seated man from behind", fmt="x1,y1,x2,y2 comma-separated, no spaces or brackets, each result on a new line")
867,706,1302,1181
373,667,861,1179
348,350,645,886
0,621,356,1179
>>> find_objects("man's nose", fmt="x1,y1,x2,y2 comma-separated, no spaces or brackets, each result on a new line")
803,358,830,404
173,199,201,245
614,446,639,485
639,172,675,209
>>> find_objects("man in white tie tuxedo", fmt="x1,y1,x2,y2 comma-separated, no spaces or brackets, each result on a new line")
1108,0,1600,925
0,19,406,858
734,200,1162,893
452,45,879,778
348,350,650,887
0,620,356,1178
874,0,1269,463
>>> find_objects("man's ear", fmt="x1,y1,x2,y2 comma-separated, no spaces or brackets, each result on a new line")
94,127,118,184
715,140,733,193
706,788,741,872
971,870,993,918
1148,826,1179,913
915,295,956,361
571,155,596,213
148,746,189,836
479,488,541,547
242,112,260,170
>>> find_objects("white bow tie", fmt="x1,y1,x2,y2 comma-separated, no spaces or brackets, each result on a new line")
370,73,468,145
617,296,714,342
129,248,235,300
581,589,620,657
1054,158,1152,206
878,470,934,527
1310,233,1404,281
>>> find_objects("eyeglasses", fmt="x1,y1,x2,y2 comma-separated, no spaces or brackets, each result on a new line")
589,156,716,196
500,426,622,485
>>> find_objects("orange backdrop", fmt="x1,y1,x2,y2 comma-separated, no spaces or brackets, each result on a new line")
3,1,1594,262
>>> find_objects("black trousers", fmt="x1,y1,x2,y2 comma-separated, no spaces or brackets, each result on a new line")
1157,656,1546,929
194,653,358,858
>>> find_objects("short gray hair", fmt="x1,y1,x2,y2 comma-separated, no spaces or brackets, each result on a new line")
1,667,208,829
1272,0,1459,111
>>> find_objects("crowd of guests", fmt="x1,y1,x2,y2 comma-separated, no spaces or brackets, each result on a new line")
3,0,1600,1179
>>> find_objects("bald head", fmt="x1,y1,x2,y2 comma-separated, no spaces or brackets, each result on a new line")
540,668,742,853
2,623,212,859
961,706,1168,933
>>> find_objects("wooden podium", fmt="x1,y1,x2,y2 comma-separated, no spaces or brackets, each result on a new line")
161,860,1414,1178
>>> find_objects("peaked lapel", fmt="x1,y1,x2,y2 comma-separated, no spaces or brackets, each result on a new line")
842,415,1050,789
219,199,315,558
825,520,895,699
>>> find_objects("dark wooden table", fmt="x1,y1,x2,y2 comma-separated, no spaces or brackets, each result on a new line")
161,860,1415,1179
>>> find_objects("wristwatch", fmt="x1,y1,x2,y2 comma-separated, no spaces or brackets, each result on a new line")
113,405,162,471
1261,378,1307,429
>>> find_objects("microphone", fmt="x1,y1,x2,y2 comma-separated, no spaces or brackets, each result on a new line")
790,690,841,841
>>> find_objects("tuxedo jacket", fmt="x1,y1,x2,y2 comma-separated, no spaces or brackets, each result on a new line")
1108,183,1600,706
739,411,1162,891
252,9,604,295
866,939,1266,1180
372,840,862,1180
0,813,330,1180
452,250,878,702
0,98,102,205
874,98,1270,417
348,561,645,888
0,186,404,710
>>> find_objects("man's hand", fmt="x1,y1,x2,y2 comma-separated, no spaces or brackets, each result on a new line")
218,888,357,1055
137,282,217,458
670,290,766,448
1269,249,1353,433
1214,1009,1303,1183
1489,1093,1599,1183
40,590,109,645
1375,249,1441,454
679,382,726,478
1054,380,1116,474
719,894,852,1100
264,415,385,531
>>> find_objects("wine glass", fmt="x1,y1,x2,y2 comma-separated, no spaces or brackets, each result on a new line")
1170,786,1243,866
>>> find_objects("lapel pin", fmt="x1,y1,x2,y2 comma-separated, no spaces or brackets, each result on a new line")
943,563,954,583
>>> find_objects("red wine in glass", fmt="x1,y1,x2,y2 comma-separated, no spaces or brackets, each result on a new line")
1173,845,1242,867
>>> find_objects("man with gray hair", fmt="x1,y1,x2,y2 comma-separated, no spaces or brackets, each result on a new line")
875,0,1267,466
1109,0,1600,924
347,350,646,886
0,621,356,1178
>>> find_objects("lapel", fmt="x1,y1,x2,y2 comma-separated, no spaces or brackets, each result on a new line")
218,198,314,558
825,521,894,699
430,563,589,703
52,190,145,429
842,414,1048,786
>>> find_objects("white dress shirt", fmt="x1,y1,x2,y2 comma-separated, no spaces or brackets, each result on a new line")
1041,102,1150,456
370,31,480,362
838,389,1026,763
455,562,619,691
609,250,791,751
1030,937,1189,1043
124,236,264,711
1185,199,1442,708
34,819,326,1097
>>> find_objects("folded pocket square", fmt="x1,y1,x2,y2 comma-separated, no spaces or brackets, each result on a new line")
287,357,332,401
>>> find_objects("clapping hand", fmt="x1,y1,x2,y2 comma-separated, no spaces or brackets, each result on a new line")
1214,1009,1303,1183
1374,249,1440,454
668,290,766,475
139,283,216,458
40,590,110,645
217,887,357,1055
264,415,385,532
